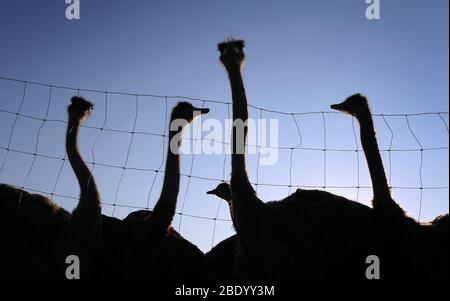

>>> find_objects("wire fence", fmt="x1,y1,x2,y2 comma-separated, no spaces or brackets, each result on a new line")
0,75,448,250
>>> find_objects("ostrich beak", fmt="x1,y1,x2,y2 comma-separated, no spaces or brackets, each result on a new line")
207,188,218,195
330,103,344,111
197,108,210,115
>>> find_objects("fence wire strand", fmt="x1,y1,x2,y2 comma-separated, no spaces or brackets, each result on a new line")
405,115,425,221
112,95,139,216
351,118,360,202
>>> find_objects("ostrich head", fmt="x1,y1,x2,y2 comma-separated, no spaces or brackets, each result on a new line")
207,183,232,204
218,39,245,68
330,94,370,118
171,102,210,124
68,96,94,123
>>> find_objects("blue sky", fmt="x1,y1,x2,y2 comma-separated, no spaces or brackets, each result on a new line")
0,0,448,252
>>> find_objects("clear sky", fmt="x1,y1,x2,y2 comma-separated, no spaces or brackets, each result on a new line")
0,0,448,252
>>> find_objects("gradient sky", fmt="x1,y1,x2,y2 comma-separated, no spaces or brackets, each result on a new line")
0,0,448,252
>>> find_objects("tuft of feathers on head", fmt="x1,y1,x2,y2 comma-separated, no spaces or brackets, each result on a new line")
218,38,245,53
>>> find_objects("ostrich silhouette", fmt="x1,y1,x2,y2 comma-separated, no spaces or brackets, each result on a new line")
0,96,99,280
66,96,102,280
206,182,266,280
331,94,449,279
218,39,376,280
100,102,209,280
206,183,238,280
331,95,406,220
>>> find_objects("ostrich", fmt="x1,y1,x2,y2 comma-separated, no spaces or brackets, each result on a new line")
66,96,102,280
331,94,449,279
218,39,376,280
143,102,210,244
205,182,260,280
102,102,209,280
331,94,406,221
0,96,100,280
206,183,237,280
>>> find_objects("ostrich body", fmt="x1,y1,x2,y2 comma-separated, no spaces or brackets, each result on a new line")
206,234,238,280
219,39,376,280
0,185,69,279
331,94,449,279
101,102,209,280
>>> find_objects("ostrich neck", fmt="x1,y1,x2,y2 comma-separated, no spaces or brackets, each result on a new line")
227,64,251,180
226,63,263,226
66,119,101,215
357,112,392,203
145,126,181,239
